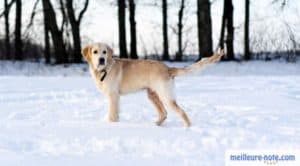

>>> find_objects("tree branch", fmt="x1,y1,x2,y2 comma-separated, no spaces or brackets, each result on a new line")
26,0,40,30
59,0,68,32
0,0,16,18
78,0,89,24
271,0,287,9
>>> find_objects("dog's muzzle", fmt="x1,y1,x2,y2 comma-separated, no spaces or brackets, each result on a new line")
99,58,105,65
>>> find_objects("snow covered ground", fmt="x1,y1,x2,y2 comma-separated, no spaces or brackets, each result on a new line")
0,61,300,165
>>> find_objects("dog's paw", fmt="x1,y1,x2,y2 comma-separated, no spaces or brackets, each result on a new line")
184,120,191,127
108,115,119,122
155,116,167,126
104,113,119,122
108,118,119,122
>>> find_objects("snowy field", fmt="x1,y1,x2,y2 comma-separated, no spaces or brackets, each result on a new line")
0,61,300,165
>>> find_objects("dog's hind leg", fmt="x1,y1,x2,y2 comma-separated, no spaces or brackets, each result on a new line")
156,81,191,127
166,100,190,127
147,88,167,126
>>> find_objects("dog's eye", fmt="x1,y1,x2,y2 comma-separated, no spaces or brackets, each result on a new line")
93,50,98,54
102,50,107,54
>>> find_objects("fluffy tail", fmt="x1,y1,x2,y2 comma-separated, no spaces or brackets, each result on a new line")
169,50,224,77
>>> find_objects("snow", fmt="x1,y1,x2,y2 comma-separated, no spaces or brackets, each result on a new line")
0,61,300,165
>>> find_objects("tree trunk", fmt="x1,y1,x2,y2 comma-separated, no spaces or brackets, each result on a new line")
66,0,80,63
197,0,213,59
4,0,11,60
43,6,50,64
44,29,51,64
71,25,82,63
175,0,185,61
128,0,138,59
219,0,235,60
66,0,89,63
219,0,226,50
244,0,250,60
162,0,169,61
42,0,68,64
225,0,235,60
118,0,128,58
14,0,22,60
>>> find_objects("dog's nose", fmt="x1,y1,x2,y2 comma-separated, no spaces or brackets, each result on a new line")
99,58,105,65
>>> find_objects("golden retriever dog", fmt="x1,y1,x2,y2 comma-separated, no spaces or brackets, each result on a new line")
82,43,224,127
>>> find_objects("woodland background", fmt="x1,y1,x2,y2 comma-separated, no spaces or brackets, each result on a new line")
0,0,299,64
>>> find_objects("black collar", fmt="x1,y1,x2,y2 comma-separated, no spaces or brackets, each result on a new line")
100,69,107,82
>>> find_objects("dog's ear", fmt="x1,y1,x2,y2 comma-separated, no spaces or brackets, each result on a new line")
81,45,91,61
107,46,114,64
107,46,114,58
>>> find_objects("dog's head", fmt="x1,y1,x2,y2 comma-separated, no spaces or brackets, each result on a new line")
81,43,113,71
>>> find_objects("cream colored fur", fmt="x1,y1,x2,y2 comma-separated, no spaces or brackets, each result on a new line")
82,43,224,127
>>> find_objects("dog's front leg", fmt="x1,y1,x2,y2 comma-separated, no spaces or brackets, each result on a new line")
107,92,119,122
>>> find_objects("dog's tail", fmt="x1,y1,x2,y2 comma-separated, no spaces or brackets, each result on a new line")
168,49,224,77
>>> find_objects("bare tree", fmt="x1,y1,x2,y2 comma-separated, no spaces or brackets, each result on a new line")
197,0,213,59
128,0,138,59
244,0,250,60
219,1,225,50
175,0,185,61
25,0,50,63
14,0,22,60
118,0,128,58
65,0,89,63
284,21,298,62
42,0,68,64
219,0,235,60
42,0,50,64
26,0,40,29
2,0,15,59
162,0,169,60
4,0,10,59
44,24,50,64
226,0,234,60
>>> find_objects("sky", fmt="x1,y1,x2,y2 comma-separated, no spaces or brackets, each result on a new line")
0,0,299,56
